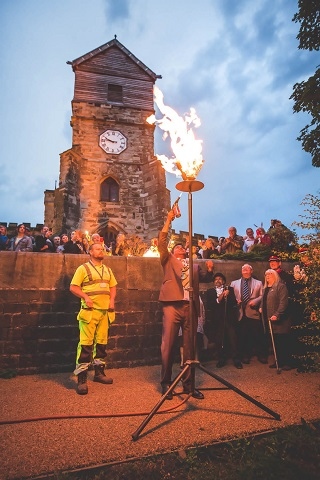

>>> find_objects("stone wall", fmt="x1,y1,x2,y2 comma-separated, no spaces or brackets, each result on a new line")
0,252,290,375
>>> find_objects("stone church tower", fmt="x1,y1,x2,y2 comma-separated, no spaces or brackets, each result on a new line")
44,37,170,244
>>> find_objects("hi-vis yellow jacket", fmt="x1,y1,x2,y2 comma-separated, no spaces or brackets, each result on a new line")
71,261,117,310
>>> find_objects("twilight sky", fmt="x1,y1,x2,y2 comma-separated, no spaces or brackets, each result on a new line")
0,0,319,240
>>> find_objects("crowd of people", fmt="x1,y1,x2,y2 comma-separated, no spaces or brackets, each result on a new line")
192,220,296,259
1,218,313,397
0,218,296,258
202,258,295,373
0,224,145,256
156,211,312,400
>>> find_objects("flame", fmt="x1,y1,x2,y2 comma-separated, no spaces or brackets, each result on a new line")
147,86,204,180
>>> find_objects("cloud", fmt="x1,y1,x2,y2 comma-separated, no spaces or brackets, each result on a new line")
104,0,130,22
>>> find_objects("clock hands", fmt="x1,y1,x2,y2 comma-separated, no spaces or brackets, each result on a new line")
99,129,127,154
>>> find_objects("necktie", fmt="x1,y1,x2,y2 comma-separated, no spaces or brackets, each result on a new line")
181,259,190,290
242,279,250,304
181,265,190,290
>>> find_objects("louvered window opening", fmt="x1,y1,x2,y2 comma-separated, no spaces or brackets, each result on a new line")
108,84,123,103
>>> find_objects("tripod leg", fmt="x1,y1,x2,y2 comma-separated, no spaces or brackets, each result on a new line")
132,364,190,441
198,364,281,420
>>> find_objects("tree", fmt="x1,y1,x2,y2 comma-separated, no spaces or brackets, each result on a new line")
267,219,297,253
290,1,320,167
292,193,320,371
294,193,320,242
292,0,320,51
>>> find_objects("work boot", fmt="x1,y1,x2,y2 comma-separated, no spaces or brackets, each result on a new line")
77,371,88,395
93,365,113,384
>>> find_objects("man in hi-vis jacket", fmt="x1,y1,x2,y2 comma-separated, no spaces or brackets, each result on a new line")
70,243,117,395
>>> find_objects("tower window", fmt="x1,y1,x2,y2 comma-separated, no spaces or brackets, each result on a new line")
108,84,123,103
100,177,119,202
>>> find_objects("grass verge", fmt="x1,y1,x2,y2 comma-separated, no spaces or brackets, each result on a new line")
51,420,320,480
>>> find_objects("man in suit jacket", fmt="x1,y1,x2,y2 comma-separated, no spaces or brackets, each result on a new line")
231,264,267,364
158,210,214,400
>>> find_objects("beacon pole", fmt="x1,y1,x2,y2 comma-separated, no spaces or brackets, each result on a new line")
131,179,281,442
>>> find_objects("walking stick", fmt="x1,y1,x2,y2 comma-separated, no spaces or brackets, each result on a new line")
259,311,266,335
221,286,228,351
268,318,281,374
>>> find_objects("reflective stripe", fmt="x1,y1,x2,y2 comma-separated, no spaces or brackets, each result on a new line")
82,279,110,286
86,291,110,296
83,263,93,282
82,263,111,286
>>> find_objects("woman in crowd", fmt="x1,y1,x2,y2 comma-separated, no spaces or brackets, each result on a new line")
56,233,69,253
82,234,91,254
202,238,217,259
254,227,272,247
63,230,85,254
8,224,33,252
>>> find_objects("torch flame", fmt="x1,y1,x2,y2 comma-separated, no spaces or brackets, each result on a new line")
147,86,204,180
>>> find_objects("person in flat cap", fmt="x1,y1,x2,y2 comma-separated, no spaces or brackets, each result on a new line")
268,255,293,293
205,273,241,369
158,210,214,400
268,255,281,262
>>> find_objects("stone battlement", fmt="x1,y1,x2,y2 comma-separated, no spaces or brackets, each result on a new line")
0,222,44,236
0,222,218,243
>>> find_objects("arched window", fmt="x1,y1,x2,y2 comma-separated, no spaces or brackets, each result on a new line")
100,177,119,202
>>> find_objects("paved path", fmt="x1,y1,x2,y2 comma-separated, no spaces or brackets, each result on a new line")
1,359,320,479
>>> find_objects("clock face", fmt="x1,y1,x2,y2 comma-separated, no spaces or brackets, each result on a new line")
99,129,127,155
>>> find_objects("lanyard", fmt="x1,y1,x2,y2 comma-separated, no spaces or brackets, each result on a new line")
89,261,105,280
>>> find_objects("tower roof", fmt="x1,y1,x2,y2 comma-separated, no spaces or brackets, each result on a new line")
67,36,161,80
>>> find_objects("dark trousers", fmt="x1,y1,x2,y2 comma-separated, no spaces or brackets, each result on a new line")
273,333,294,367
216,320,241,363
239,316,268,361
161,301,196,388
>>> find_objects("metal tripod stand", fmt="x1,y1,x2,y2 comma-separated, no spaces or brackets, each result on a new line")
132,180,280,441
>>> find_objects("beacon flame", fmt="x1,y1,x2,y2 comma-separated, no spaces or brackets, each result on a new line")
147,86,204,181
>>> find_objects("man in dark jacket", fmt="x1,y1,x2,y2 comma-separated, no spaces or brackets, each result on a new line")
34,226,54,252
206,273,242,369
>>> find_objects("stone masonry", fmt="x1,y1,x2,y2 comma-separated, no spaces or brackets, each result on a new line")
44,38,170,242
0,252,289,375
